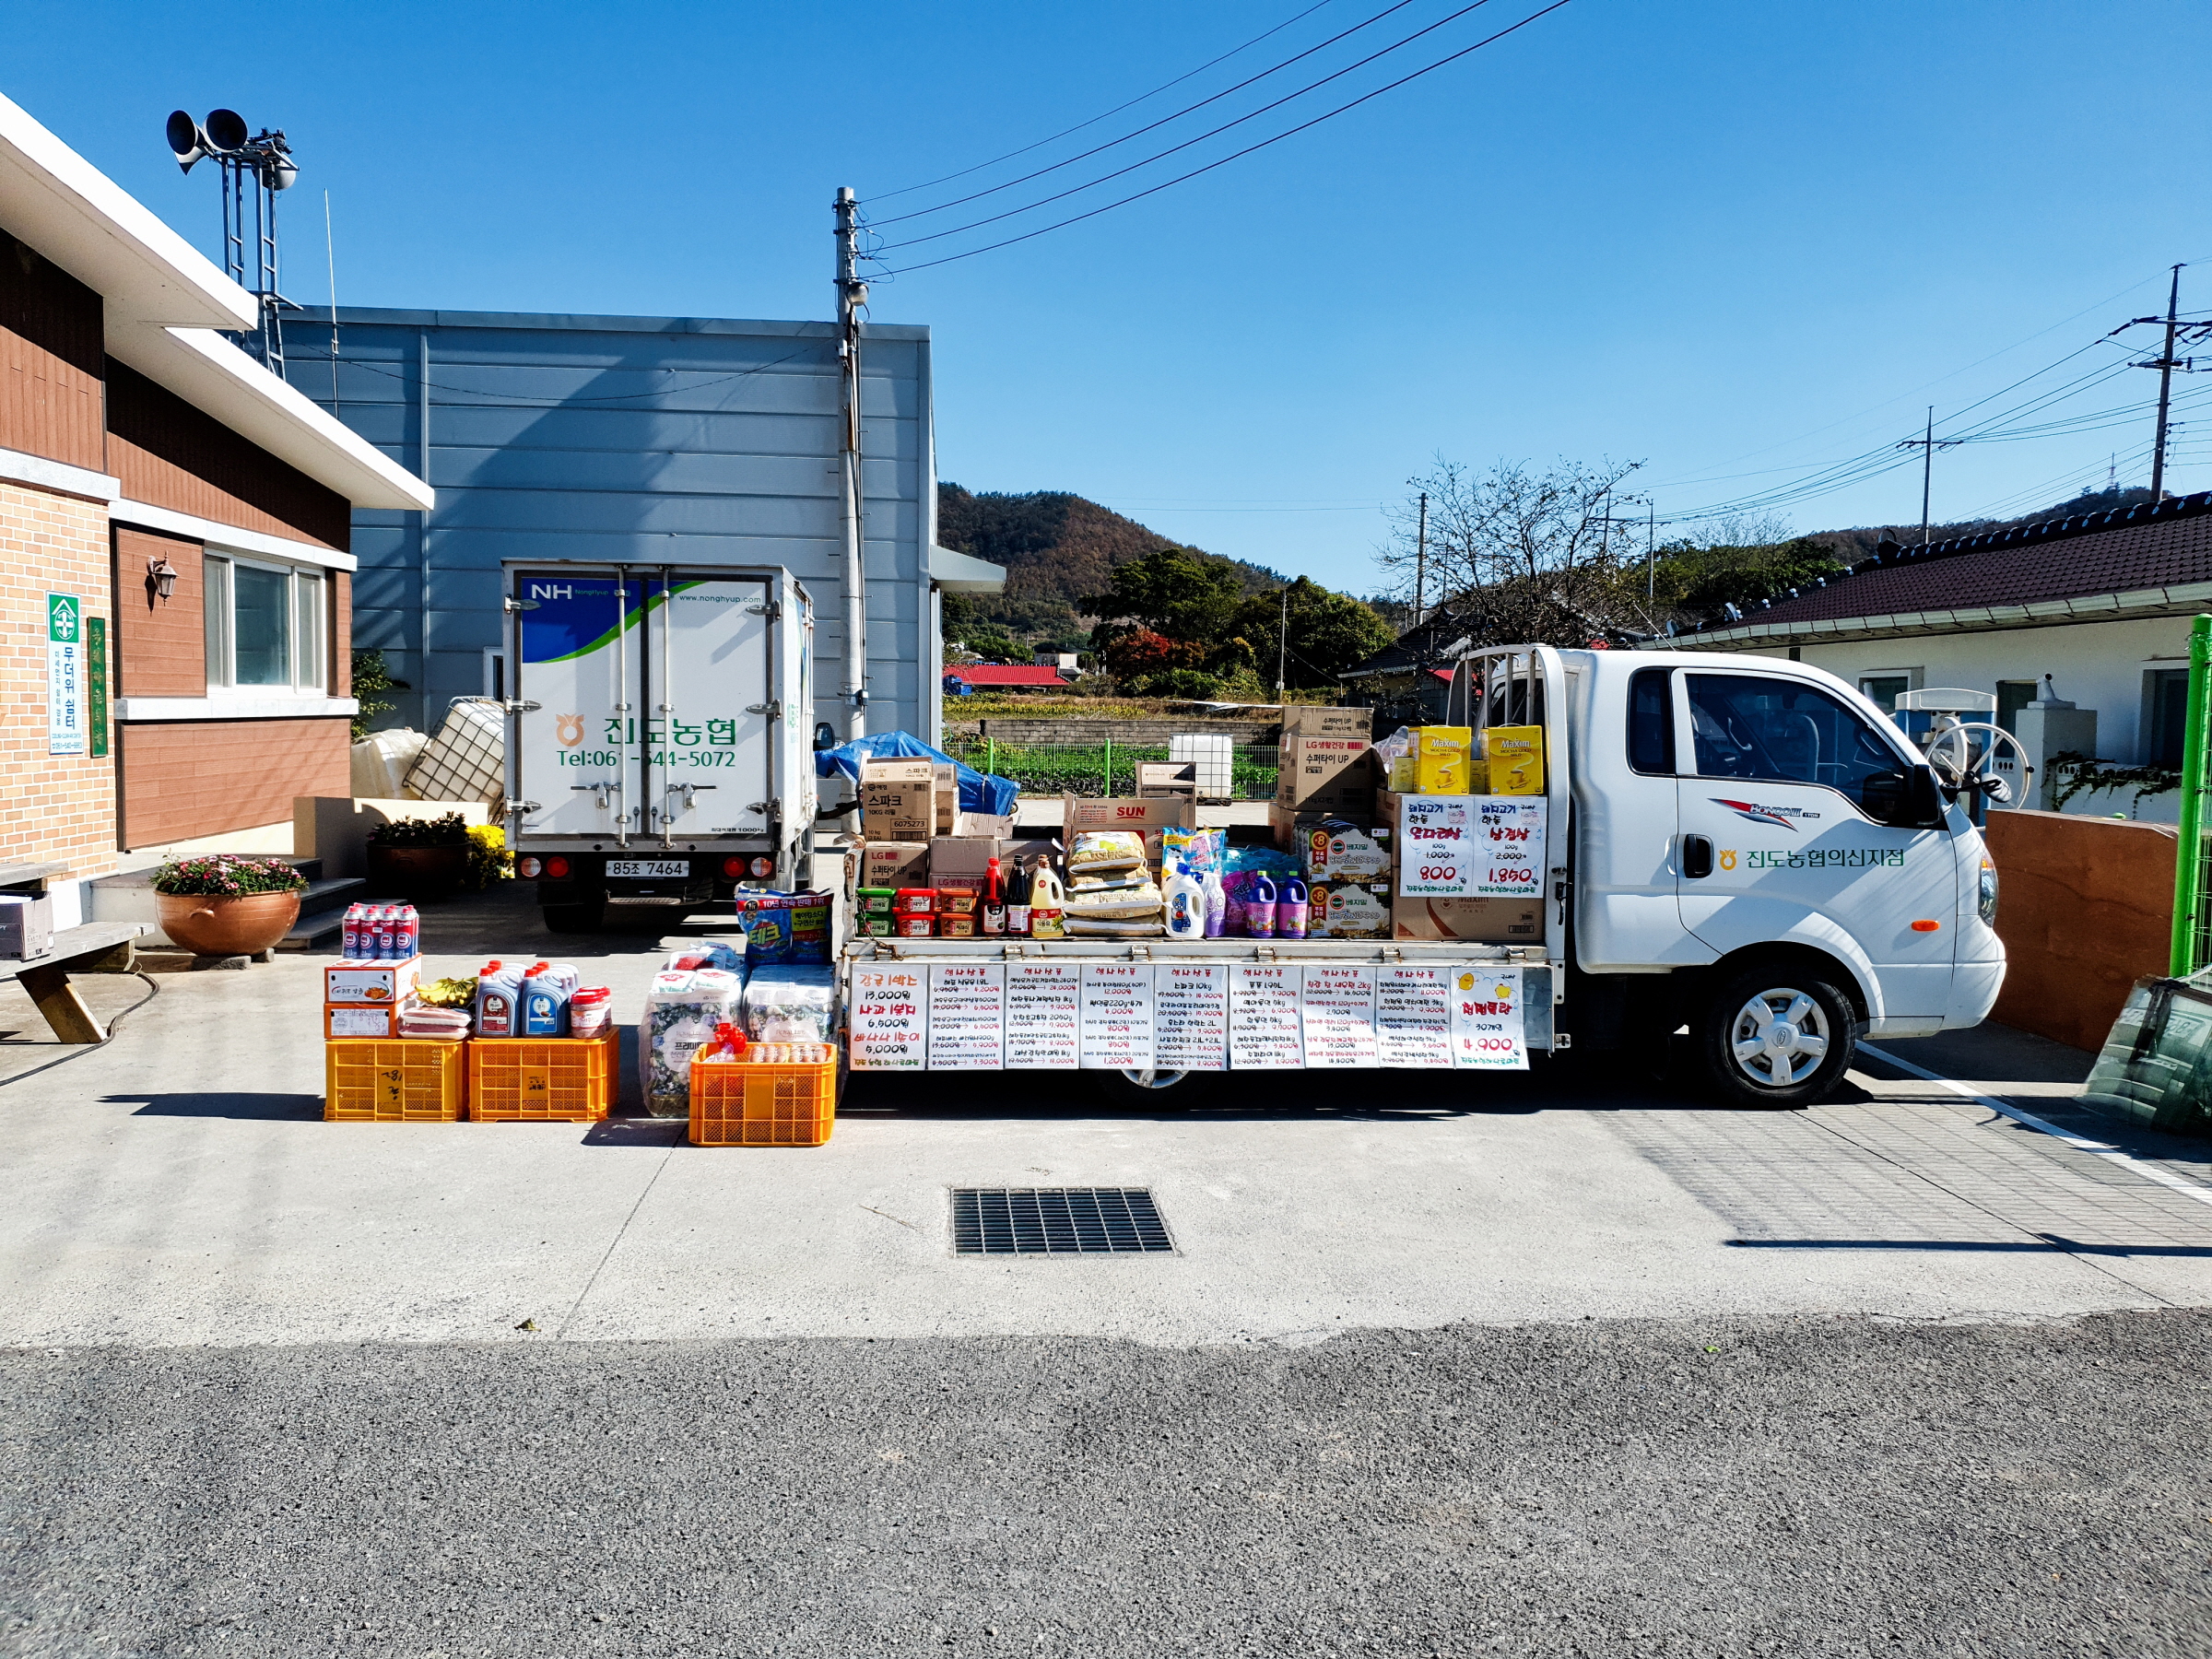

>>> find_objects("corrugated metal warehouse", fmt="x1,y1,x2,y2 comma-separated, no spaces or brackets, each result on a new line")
293,306,1000,747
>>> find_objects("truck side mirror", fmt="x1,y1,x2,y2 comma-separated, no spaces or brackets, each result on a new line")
1861,766,1945,829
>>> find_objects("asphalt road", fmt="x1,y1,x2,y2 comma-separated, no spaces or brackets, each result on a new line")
6,1311,2209,1659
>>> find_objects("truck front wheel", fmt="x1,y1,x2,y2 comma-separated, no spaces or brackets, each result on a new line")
1696,964,1856,1109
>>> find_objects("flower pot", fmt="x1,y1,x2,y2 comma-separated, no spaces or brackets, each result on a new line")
157,889,301,958
366,842,470,900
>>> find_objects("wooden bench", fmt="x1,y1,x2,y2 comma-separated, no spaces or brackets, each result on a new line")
0,862,145,1044
0,922,146,1043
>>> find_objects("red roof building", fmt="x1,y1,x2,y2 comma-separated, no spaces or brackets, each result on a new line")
944,665,1072,689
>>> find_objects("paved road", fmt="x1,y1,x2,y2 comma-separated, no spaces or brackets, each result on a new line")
5,1311,2208,1658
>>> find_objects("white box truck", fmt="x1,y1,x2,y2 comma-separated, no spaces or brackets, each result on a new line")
841,644,2006,1107
500,562,816,932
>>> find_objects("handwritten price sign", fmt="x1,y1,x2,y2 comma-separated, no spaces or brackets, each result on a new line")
1449,965,1527,1070
1474,799,1547,898
852,967,929,1070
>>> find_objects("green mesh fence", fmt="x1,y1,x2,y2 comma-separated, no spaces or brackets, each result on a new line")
940,738,1281,801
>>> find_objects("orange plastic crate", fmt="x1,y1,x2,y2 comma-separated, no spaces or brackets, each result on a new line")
325,1038,467,1123
468,1027,618,1123
689,1054,840,1147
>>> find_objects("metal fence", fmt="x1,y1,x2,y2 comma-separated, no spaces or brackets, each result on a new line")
940,737,1281,801
2175,615,2212,976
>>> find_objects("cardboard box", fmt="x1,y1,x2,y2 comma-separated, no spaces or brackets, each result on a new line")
324,957,423,1006
930,835,997,895
1291,816,1394,880
1311,878,1394,939
862,841,931,889
1135,761,1199,800
0,892,55,959
1279,705,1371,739
1064,796,1198,861
860,759,935,841
1484,724,1546,794
950,811,1015,839
1391,895,1542,942
1414,726,1475,795
1276,735,1373,813
324,1001,404,1040
933,762,959,836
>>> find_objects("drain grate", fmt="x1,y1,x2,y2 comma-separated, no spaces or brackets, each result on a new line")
950,1188,1174,1256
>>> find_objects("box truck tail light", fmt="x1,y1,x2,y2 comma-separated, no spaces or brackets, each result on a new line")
544,855,571,878
722,856,747,877
518,856,542,878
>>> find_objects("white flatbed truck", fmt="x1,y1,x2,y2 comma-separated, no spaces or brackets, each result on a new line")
839,644,2007,1107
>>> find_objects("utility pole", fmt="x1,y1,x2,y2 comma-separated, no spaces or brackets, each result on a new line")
1413,491,1428,628
1896,406,1961,546
2152,265,2182,502
834,187,868,738
1646,503,1655,600
2112,265,2211,505
1277,584,1288,698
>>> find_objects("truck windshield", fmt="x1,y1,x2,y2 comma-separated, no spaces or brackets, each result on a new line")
1687,674,1902,796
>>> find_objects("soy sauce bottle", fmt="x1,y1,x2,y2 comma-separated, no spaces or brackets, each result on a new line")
982,856,1006,936
1006,857,1033,936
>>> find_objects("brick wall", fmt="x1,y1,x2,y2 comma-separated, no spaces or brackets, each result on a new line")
0,479,114,876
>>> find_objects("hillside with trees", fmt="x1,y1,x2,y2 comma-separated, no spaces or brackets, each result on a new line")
935,484,1390,698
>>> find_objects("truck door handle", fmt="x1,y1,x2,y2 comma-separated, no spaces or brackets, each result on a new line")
1682,833,1713,879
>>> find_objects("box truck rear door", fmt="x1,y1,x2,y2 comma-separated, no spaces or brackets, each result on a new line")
512,570,644,841
641,574,774,842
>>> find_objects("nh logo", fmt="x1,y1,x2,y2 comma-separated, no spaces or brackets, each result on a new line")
530,583,574,601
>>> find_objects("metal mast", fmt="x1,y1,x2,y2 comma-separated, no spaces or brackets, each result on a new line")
834,187,868,739
2152,265,2182,502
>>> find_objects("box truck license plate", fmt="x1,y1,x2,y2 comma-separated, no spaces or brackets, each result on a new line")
606,860,689,878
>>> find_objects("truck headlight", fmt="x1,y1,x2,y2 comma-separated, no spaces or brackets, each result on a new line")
1978,856,1999,925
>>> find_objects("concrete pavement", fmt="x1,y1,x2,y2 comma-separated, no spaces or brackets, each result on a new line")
0,887,2206,1348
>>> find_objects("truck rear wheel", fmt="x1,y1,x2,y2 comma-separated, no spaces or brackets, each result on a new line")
1696,963,1856,1109
542,900,606,935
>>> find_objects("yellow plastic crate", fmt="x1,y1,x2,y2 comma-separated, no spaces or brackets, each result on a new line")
325,1038,467,1123
468,1027,618,1123
688,1055,840,1147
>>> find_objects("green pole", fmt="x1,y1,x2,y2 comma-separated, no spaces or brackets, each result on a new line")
1104,735,1113,797
986,735,995,778
2169,614,2212,977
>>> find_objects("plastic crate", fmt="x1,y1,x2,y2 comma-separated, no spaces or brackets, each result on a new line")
689,1055,840,1147
468,1027,618,1123
325,1038,467,1123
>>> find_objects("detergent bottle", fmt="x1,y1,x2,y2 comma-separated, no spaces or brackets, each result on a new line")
1202,866,1227,937
1277,876,1311,939
1245,874,1278,938
1163,863,1206,938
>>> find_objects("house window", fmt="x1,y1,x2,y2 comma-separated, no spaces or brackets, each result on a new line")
204,552,327,692
1995,680,2037,735
1859,675,1912,716
2147,668,2191,767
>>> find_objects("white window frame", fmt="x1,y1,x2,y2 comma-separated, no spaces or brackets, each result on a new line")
203,547,330,695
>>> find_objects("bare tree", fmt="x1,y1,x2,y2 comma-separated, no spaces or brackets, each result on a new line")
1680,509,1792,550
1376,455,1648,647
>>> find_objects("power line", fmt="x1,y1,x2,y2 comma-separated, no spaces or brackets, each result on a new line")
871,0,1416,226
872,1,1573,277
875,0,1504,252
869,0,1343,203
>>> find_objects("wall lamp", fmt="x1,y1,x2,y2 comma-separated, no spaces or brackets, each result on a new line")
147,555,178,605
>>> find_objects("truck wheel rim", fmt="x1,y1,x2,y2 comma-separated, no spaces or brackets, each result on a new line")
1118,1068,1188,1090
1729,987,1830,1088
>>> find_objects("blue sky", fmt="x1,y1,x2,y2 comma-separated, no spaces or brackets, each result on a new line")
13,1,2211,594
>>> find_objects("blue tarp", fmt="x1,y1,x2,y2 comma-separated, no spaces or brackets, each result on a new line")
813,731,1019,818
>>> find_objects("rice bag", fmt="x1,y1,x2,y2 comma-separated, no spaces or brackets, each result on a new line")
742,965,839,1043
1067,830,1147,876
1065,881,1164,918
639,967,745,1117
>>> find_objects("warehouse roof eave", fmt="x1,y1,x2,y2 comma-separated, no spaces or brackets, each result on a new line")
929,545,1006,594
